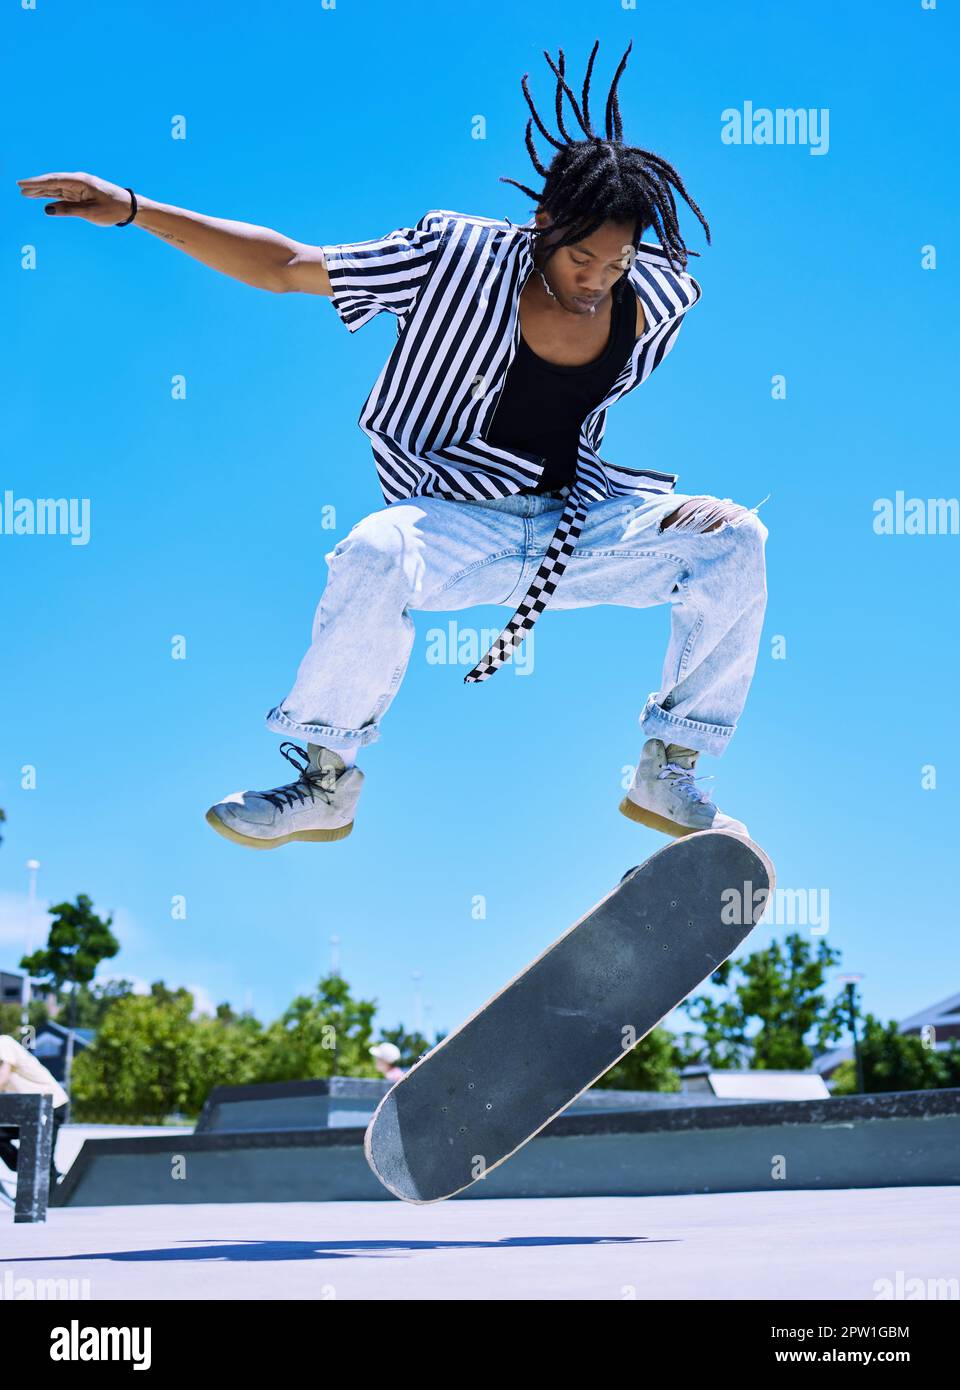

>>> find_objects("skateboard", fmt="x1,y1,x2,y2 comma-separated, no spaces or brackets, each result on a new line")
365,829,774,1203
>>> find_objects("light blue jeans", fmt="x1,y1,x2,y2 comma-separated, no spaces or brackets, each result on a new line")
265,489,768,758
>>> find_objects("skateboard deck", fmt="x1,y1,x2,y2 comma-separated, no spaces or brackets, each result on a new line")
365,829,774,1203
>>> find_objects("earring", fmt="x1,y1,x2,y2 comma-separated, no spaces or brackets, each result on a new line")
537,269,558,301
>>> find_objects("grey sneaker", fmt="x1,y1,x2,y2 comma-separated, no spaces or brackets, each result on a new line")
205,741,363,849
618,738,748,838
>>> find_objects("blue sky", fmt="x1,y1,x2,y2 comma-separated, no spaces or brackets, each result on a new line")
2,0,957,1050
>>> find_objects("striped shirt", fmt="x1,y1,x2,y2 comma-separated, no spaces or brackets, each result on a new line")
320,209,702,681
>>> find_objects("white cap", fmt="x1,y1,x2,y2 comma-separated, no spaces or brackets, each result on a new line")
369,1041,402,1065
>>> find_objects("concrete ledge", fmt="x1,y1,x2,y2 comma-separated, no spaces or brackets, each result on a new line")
194,1077,764,1135
52,1088,960,1207
195,1078,392,1133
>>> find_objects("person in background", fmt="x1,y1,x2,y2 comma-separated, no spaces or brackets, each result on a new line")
369,1042,405,1084
0,1033,69,1185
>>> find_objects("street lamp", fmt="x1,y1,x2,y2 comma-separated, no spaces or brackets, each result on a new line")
21,859,41,1037
412,970,423,1035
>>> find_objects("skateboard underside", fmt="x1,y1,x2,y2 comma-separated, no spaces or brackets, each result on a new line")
365,830,774,1202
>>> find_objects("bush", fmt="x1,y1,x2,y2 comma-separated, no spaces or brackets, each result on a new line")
70,991,263,1123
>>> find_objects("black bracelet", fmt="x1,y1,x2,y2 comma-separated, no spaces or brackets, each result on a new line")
115,188,137,227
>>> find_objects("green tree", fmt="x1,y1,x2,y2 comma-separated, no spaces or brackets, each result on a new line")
147,981,193,1008
676,932,847,1069
257,975,378,1080
69,990,194,1122
21,893,120,1088
182,1011,264,1113
54,978,137,1029
69,986,264,1122
830,1014,960,1094
593,1024,682,1091
0,998,49,1044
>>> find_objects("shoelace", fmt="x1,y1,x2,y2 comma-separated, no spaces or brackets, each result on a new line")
657,762,716,806
261,741,338,811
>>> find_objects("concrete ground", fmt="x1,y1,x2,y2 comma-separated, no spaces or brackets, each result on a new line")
3,1187,957,1300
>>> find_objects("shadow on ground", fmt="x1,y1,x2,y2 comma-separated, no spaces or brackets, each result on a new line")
4,1235,680,1263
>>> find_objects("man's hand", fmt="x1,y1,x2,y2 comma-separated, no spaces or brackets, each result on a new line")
17,171,135,226
17,172,330,293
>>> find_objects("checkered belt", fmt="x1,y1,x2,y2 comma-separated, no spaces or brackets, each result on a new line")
463,487,588,683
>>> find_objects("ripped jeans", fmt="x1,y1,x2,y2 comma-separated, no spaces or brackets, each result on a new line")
265,488,769,759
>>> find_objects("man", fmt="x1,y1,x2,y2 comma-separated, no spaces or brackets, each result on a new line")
0,1033,69,1186
369,1042,405,1085
17,39,767,849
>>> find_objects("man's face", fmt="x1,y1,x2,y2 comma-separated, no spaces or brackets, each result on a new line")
534,213,637,315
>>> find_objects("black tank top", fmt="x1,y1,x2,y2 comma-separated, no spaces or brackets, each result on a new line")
483,277,637,495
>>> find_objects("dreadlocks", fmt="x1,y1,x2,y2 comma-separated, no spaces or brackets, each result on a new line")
500,39,710,275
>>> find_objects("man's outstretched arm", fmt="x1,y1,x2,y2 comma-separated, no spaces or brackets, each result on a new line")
16,170,331,295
